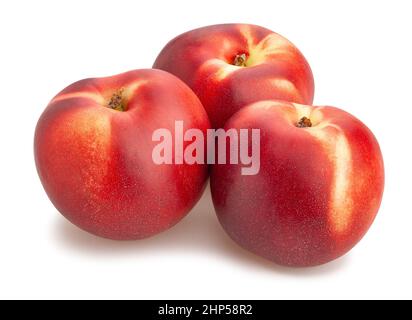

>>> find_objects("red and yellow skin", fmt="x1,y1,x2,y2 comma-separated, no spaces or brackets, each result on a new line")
35,69,210,240
211,100,384,267
153,24,314,128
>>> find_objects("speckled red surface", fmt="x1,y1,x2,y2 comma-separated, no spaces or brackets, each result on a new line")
154,23,314,128
35,69,210,240
211,100,384,267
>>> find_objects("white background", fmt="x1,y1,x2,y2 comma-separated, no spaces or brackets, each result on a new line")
0,0,411,300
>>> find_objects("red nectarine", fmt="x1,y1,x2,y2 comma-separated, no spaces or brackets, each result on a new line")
35,69,210,240
154,24,314,128
211,100,384,267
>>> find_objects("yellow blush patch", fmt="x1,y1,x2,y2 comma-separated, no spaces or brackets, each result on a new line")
330,133,353,233
52,92,105,105
267,78,300,100
258,33,292,50
248,100,280,111
59,109,112,204
215,65,240,81
305,122,354,234
271,78,297,92
246,33,293,66
201,59,240,81
239,25,256,50
292,103,313,120
123,80,149,98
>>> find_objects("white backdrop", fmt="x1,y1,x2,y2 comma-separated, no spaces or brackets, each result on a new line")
0,0,411,299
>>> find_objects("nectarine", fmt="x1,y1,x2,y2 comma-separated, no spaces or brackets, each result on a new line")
35,69,210,240
211,100,384,267
154,24,314,128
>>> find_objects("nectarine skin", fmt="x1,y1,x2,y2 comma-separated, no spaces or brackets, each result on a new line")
35,69,210,240
154,24,314,128
211,100,384,267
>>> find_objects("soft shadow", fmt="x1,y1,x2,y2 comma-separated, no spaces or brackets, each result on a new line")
54,184,349,276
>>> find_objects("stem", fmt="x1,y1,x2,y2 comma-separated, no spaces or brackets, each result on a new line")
233,53,247,67
297,116,312,128
108,88,125,112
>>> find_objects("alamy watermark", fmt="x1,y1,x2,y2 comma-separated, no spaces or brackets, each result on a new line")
152,121,260,175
